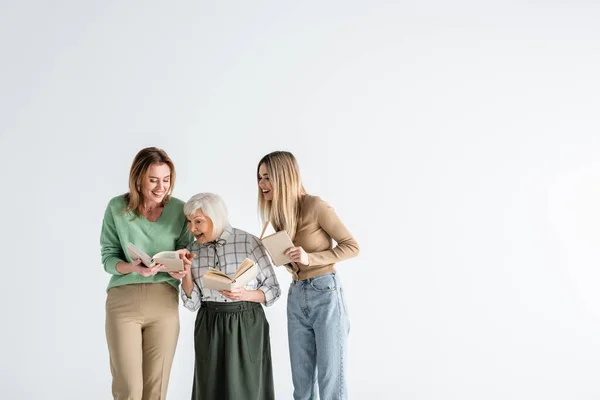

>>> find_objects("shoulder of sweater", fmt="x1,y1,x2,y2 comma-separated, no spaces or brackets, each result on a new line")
107,194,126,212
302,195,332,214
165,197,186,216
167,196,185,208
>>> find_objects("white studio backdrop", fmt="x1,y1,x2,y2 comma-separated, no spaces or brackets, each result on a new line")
1,1,600,399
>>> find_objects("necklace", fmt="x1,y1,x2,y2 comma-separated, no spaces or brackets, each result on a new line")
143,205,162,222
144,203,160,212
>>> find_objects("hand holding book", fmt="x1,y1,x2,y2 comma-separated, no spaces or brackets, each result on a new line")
260,230,295,266
219,286,269,303
126,258,165,277
219,287,251,301
126,243,186,272
284,246,309,266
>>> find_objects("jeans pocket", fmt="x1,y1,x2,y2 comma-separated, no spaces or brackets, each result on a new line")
309,273,337,292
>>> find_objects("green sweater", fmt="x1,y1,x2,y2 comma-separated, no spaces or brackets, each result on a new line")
100,195,194,292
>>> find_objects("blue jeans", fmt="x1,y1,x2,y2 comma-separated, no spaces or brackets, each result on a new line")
287,272,350,400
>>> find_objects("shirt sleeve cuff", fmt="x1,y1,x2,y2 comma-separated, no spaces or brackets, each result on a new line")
259,286,277,307
181,286,201,309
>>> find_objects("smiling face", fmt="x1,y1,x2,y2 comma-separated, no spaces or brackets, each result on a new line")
258,163,273,201
140,163,171,206
187,209,216,244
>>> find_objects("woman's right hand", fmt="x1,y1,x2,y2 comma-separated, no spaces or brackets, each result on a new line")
131,259,165,277
168,260,191,280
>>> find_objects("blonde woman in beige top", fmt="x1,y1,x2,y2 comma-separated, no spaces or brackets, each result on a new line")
257,151,359,400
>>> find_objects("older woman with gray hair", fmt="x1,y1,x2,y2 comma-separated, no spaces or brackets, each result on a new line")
177,192,280,400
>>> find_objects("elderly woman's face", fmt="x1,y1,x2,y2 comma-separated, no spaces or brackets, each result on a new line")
187,209,215,244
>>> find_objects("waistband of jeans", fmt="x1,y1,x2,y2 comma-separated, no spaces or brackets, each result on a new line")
291,272,336,285
201,301,260,312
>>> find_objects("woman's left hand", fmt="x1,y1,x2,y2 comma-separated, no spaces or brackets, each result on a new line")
285,246,309,266
219,288,250,301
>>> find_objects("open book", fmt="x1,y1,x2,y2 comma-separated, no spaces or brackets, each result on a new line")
126,243,184,272
201,258,258,291
261,230,294,267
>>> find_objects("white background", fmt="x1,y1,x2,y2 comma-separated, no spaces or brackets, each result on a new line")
1,1,599,399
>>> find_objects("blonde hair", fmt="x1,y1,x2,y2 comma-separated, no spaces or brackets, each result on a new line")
124,147,176,217
257,151,306,240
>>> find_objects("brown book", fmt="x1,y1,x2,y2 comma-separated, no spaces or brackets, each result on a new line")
201,258,258,291
261,230,294,267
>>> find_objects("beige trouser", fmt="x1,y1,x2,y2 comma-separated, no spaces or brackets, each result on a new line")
106,282,180,400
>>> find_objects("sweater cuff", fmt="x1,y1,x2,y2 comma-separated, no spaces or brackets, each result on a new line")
305,254,319,269
105,257,123,275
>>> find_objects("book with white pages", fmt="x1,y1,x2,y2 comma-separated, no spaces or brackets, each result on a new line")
201,258,258,291
126,243,184,272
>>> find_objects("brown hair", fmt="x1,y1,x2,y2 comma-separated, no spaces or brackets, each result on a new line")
257,151,306,240
124,147,176,217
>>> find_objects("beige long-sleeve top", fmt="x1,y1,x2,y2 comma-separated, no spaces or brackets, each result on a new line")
288,195,360,281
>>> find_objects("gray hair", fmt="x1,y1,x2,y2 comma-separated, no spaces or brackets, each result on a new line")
184,193,229,238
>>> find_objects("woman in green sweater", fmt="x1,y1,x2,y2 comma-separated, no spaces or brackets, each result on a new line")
100,147,194,400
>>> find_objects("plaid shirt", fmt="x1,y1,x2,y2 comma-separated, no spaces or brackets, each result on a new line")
181,225,281,311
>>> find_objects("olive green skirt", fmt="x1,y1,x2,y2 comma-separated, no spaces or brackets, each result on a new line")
192,301,275,400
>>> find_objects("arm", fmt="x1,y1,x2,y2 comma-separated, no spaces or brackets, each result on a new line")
305,200,360,268
100,203,125,275
249,236,281,306
179,247,202,312
181,271,194,297
181,273,202,312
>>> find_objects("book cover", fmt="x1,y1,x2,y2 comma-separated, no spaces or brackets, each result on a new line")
261,231,294,266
